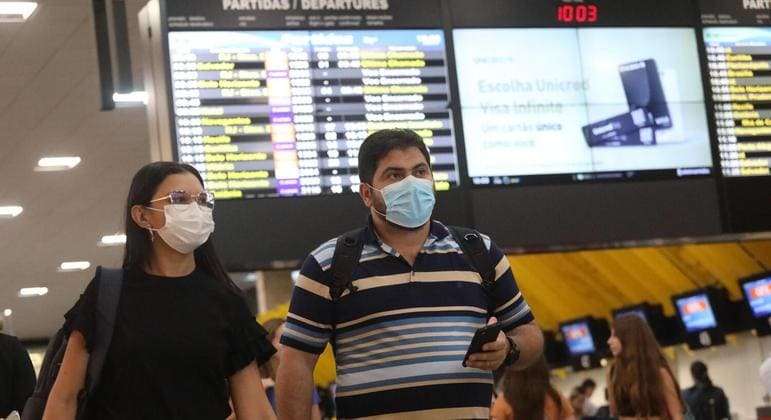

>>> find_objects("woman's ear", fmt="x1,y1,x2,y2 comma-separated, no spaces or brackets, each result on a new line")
130,205,151,229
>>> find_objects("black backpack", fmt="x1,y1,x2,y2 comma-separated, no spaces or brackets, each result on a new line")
21,267,123,420
328,226,496,308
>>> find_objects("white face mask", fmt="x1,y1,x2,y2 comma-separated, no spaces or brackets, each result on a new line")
146,203,215,254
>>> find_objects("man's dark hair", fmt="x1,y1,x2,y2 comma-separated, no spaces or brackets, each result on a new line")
357,129,431,185
580,378,597,392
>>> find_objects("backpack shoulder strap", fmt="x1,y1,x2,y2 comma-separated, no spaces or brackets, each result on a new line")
84,266,123,396
329,229,366,301
448,226,496,301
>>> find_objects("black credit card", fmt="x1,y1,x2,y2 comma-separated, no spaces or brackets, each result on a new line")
582,108,654,147
619,59,672,129
592,126,657,147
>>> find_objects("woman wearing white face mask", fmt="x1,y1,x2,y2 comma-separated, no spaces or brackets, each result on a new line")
43,162,277,420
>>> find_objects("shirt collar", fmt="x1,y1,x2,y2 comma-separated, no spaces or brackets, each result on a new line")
363,217,450,249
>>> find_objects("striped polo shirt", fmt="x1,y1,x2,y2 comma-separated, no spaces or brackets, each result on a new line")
281,220,534,419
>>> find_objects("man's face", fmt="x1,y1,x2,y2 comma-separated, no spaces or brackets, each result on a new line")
360,146,433,216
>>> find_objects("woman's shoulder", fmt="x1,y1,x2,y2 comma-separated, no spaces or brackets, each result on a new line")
491,396,514,419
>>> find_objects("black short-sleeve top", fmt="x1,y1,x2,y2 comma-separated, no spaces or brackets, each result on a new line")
64,268,276,420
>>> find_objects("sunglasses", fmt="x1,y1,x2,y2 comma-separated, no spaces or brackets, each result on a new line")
149,190,215,209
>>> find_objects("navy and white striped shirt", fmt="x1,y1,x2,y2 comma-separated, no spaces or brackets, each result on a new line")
281,220,534,419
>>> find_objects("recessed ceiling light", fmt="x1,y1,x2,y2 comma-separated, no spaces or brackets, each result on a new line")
35,156,81,172
2,309,11,317
18,287,48,298
112,91,147,106
0,206,23,218
58,261,91,272
99,233,126,247
0,2,38,22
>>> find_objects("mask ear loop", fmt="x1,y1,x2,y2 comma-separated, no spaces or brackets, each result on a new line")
143,206,163,242
366,184,388,219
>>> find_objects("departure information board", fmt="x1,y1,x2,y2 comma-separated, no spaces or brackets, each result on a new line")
168,29,458,199
705,27,771,177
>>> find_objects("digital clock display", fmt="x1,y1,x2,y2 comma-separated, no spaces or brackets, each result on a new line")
557,4,599,23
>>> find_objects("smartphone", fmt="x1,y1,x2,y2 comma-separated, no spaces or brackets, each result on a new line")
462,323,501,367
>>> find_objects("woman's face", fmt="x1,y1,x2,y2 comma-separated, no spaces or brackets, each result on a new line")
608,329,623,357
132,172,204,234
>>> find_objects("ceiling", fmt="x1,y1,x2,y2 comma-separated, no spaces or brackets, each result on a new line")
0,0,152,340
514,240,771,330
0,1,768,342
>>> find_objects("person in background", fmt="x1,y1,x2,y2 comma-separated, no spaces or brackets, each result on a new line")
277,129,543,419
761,356,771,396
43,162,276,420
0,328,36,418
683,361,730,420
491,355,575,420
259,318,322,420
593,388,612,419
580,378,598,416
607,315,684,420
569,387,586,418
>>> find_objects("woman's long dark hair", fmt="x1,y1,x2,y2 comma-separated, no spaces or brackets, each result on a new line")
691,361,713,388
502,355,563,419
122,162,239,292
610,315,683,420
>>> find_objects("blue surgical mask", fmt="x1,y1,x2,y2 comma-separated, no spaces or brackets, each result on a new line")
369,176,436,228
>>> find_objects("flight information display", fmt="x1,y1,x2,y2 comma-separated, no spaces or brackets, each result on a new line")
704,27,771,177
453,27,713,186
168,29,458,199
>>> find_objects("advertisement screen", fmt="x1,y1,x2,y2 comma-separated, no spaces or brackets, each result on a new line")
676,294,718,333
561,321,596,355
454,27,712,185
743,276,771,318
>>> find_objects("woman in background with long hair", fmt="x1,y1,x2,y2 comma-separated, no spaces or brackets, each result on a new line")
607,315,685,420
491,355,575,420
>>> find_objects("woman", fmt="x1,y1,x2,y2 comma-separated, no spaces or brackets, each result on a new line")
259,318,323,420
491,355,575,420
43,162,277,420
607,315,684,420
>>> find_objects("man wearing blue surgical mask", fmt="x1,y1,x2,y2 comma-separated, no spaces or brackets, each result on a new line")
277,129,543,420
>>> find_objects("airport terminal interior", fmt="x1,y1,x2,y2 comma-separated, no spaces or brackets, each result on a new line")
0,0,770,419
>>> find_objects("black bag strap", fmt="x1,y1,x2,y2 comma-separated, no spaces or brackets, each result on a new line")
448,226,497,313
329,228,366,301
83,266,123,397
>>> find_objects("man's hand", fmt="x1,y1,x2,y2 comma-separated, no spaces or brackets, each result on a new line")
465,317,510,371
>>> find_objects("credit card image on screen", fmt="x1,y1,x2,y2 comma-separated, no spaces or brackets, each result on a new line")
743,277,771,318
167,29,459,199
561,322,596,355
453,28,712,183
676,294,718,333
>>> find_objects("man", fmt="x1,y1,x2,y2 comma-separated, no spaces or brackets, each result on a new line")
277,129,543,419
0,327,37,417
580,378,598,416
683,361,730,420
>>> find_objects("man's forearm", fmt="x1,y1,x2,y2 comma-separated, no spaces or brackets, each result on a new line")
276,355,315,420
507,322,543,369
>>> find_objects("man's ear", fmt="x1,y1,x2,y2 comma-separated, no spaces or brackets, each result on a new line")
359,183,373,208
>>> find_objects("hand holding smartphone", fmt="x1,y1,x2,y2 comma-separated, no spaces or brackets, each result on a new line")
462,322,501,367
